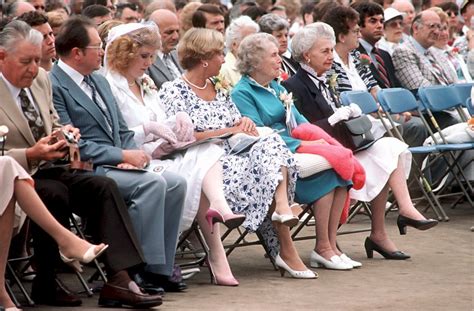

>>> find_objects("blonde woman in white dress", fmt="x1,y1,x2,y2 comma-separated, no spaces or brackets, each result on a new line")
104,23,244,286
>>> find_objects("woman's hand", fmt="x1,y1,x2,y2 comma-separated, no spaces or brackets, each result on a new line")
143,121,178,144
175,112,195,142
235,117,259,136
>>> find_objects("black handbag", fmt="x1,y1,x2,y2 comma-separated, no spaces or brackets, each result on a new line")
338,115,376,152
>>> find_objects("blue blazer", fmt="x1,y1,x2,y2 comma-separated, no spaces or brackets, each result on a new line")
50,64,137,166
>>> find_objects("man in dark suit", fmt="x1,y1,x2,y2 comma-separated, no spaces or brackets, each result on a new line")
352,1,429,148
50,16,187,294
147,9,183,89
0,20,162,308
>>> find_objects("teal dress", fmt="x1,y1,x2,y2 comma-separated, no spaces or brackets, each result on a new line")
232,76,352,203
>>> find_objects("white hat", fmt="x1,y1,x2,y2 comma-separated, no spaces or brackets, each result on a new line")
384,8,405,23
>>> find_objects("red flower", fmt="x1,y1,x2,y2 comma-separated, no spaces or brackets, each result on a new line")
452,47,460,54
359,54,372,66
280,71,289,81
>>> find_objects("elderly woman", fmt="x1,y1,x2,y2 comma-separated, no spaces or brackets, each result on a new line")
158,28,316,279
283,22,438,260
258,13,299,79
104,23,245,286
0,157,105,310
220,15,259,87
232,32,367,271
430,7,472,83
377,8,405,56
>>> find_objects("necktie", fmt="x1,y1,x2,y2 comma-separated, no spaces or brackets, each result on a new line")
372,48,391,88
83,75,112,132
163,53,179,79
424,50,450,85
19,88,45,141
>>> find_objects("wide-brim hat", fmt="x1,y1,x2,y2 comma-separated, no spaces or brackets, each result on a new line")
384,7,405,23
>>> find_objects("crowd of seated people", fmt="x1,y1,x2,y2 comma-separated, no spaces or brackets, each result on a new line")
3,0,474,309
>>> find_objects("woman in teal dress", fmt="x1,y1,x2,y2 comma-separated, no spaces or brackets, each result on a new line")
231,32,361,270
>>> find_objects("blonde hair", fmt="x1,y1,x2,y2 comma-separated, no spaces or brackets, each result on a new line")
179,2,202,36
178,27,224,70
106,27,160,74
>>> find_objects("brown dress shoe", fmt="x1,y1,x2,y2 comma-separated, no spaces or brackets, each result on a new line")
31,277,82,306
98,283,163,308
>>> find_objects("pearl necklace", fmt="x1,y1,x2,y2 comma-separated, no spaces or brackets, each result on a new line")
182,75,208,90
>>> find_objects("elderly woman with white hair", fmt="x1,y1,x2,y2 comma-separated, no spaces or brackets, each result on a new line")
220,15,259,86
258,13,299,78
282,22,438,261
232,32,366,271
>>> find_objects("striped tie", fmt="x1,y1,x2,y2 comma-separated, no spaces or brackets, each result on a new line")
372,48,391,88
424,50,450,85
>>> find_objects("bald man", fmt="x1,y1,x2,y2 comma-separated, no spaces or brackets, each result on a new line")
147,9,183,89
392,0,416,38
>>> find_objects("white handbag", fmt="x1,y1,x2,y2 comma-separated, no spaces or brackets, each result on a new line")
293,153,333,178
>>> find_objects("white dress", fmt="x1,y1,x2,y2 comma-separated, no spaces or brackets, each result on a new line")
106,71,224,232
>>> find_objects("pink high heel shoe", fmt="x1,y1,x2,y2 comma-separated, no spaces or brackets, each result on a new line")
207,260,239,286
205,208,245,233
60,243,109,272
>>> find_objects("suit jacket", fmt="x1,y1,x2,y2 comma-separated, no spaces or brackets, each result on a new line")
357,44,401,88
0,69,61,174
147,50,182,90
50,64,137,166
392,38,455,90
282,68,353,148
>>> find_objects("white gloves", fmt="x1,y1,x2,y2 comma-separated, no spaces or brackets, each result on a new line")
174,112,195,142
143,121,177,144
349,103,362,118
328,106,352,126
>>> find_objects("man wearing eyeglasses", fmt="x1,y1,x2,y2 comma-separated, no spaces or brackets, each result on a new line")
392,9,460,129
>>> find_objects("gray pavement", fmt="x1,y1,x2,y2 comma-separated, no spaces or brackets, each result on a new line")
19,202,474,311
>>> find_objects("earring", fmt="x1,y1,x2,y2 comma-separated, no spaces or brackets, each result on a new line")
306,58,310,64
202,62,209,68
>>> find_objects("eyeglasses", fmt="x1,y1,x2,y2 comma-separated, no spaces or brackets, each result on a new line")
34,5,45,10
421,22,441,30
386,20,403,28
350,27,360,34
84,42,103,51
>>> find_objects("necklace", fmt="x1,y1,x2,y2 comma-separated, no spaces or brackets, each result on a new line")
182,75,208,90
128,80,136,87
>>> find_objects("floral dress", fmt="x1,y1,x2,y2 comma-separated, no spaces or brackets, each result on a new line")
159,78,298,236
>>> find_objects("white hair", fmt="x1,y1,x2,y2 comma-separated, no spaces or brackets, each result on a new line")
291,22,335,63
237,32,278,75
0,20,42,52
225,15,259,50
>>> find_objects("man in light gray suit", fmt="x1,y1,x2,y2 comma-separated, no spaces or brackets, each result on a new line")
50,16,187,293
147,9,182,89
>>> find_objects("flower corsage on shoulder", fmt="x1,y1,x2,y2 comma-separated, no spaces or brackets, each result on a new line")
279,91,294,110
359,53,372,67
211,75,231,95
279,90,297,133
140,75,158,96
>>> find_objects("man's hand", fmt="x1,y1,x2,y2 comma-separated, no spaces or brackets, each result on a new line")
26,136,68,162
122,150,150,168
62,124,81,141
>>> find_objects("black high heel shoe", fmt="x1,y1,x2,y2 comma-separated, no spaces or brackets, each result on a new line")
364,237,410,260
397,215,438,235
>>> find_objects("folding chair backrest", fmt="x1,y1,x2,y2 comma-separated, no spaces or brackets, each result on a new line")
377,88,419,113
451,83,474,106
466,98,474,116
340,90,378,114
418,85,460,112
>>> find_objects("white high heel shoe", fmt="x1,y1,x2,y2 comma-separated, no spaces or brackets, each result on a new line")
5,307,22,311
340,253,362,268
310,251,352,270
60,244,109,272
271,212,299,227
275,254,317,279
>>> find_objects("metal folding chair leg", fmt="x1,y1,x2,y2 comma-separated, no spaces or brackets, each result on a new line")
6,261,34,307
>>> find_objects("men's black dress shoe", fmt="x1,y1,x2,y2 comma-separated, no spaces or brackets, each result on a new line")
397,215,438,235
31,277,82,306
131,272,165,295
144,272,187,292
98,283,162,308
364,237,410,260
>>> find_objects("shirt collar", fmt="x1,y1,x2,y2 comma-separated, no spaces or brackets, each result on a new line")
57,59,85,86
410,36,428,54
359,38,374,53
0,73,21,100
